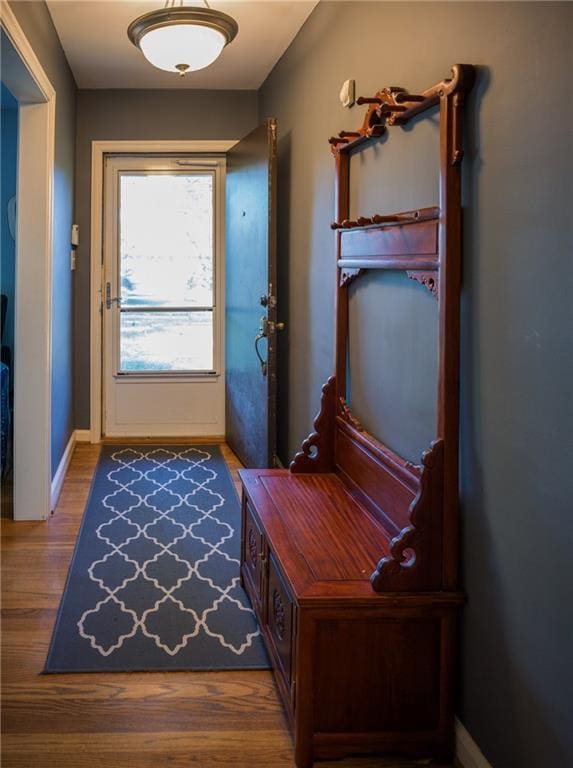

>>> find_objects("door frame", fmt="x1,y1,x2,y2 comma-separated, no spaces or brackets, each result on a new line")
89,140,237,443
1,3,56,521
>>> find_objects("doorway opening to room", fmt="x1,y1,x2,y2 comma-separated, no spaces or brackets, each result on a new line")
0,82,18,518
101,154,225,438
0,9,55,521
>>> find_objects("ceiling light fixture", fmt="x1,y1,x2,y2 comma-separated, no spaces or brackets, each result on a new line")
127,0,238,77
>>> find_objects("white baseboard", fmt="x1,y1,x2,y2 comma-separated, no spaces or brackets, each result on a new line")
456,718,493,768
50,430,77,511
74,429,92,443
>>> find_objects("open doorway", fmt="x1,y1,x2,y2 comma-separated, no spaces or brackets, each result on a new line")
0,82,18,517
0,6,55,520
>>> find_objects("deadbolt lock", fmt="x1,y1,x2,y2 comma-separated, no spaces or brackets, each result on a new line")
260,294,277,309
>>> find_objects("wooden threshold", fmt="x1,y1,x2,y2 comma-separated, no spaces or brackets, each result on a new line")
101,435,227,444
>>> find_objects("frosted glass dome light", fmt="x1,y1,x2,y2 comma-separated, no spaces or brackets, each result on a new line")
140,24,225,73
128,6,238,76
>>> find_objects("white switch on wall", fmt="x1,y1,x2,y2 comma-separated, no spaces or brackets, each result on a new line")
339,79,355,108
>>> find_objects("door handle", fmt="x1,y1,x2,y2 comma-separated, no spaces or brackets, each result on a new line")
105,282,121,310
254,316,286,377
254,316,269,377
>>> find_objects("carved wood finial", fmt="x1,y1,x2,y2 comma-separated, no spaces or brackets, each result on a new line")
290,376,336,474
370,439,444,592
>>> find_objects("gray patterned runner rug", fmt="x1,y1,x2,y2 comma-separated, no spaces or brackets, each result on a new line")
45,444,269,672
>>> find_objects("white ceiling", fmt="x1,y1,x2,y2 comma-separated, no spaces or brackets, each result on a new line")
46,1,318,90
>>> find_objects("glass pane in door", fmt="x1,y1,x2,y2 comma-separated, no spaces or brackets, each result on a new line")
118,171,215,373
120,174,213,307
120,311,213,372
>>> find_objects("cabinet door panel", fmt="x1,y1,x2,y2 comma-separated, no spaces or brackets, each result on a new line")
267,553,294,685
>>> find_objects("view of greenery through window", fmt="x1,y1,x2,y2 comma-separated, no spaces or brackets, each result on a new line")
119,173,214,372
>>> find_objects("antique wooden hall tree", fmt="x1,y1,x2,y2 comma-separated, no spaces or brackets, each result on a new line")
239,64,476,768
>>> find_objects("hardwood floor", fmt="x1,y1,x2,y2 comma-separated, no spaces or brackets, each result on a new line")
1,442,444,768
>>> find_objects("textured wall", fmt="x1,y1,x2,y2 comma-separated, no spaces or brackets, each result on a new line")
74,89,259,428
259,2,573,766
8,1,77,478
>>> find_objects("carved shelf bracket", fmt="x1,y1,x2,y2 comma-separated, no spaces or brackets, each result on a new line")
370,439,444,592
340,267,364,287
290,376,336,473
406,270,439,299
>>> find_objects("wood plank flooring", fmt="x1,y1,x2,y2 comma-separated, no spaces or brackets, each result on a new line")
1,442,445,768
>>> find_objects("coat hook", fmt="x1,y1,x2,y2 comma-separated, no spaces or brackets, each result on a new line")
372,214,400,224
356,96,382,105
394,92,427,104
378,103,408,114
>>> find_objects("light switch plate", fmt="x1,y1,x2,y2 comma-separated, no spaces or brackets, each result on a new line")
339,79,355,108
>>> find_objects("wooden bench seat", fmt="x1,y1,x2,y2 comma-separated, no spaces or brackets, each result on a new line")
240,468,391,600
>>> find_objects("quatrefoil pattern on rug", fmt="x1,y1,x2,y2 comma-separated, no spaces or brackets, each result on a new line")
45,446,269,672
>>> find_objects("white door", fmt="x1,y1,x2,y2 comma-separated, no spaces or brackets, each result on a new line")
102,155,225,437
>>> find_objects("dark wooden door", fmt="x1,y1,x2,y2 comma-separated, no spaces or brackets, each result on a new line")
225,119,278,468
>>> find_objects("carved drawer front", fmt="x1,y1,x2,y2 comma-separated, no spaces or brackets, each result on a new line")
267,553,294,685
244,501,265,605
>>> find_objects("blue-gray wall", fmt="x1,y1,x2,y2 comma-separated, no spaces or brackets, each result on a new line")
8,1,77,478
259,2,573,766
1,83,18,382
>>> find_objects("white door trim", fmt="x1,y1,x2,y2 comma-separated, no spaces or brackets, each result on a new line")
90,140,237,443
1,2,56,521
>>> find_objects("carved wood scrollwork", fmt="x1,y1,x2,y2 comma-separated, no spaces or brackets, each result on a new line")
290,376,336,473
272,589,286,640
406,270,439,298
370,439,444,592
338,397,364,432
248,528,258,567
328,64,475,157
